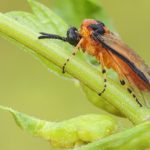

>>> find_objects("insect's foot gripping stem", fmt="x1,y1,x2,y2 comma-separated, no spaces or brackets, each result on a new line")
62,66,65,74
62,58,71,74
62,62,67,74
98,79,107,96
98,69,107,96
134,96,143,107
119,78,143,107
126,87,143,107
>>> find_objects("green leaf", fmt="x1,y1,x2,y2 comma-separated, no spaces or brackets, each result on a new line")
28,0,68,34
4,7,71,78
50,0,111,28
87,0,102,6
81,84,123,116
78,122,150,150
0,105,117,149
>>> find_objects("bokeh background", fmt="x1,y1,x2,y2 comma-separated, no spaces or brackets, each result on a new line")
0,0,150,150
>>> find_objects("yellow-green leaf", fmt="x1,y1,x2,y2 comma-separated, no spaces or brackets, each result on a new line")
0,105,118,149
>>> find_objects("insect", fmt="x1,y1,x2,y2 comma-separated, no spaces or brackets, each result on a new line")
38,19,150,107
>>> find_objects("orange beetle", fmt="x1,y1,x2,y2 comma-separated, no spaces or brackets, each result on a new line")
39,19,150,107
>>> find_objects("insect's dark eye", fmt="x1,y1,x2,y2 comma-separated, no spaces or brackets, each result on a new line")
66,27,81,46
89,23,105,35
96,20,105,27
89,24,99,30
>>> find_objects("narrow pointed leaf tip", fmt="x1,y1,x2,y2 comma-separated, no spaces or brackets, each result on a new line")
0,105,118,148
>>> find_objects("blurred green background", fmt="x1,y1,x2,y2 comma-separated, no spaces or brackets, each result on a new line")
0,0,150,150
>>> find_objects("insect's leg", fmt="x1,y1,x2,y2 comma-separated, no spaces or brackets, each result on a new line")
125,83,142,107
98,53,107,96
114,64,142,107
62,38,83,73
106,51,142,107
113,64,126,86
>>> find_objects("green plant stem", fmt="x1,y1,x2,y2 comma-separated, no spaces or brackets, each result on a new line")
76,121,150,150
0,13,150,124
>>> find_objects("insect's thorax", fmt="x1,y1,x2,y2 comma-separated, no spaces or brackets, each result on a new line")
81,37,102,56
80,37,114,69
80,37,113,66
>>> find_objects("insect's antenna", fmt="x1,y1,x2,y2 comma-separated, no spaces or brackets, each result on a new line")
62,38,83,73
98,53,107,96
38,32,67,42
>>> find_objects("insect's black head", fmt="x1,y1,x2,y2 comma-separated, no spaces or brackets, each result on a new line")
88,21,105,35
66,27,81,46
38,27,81,46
